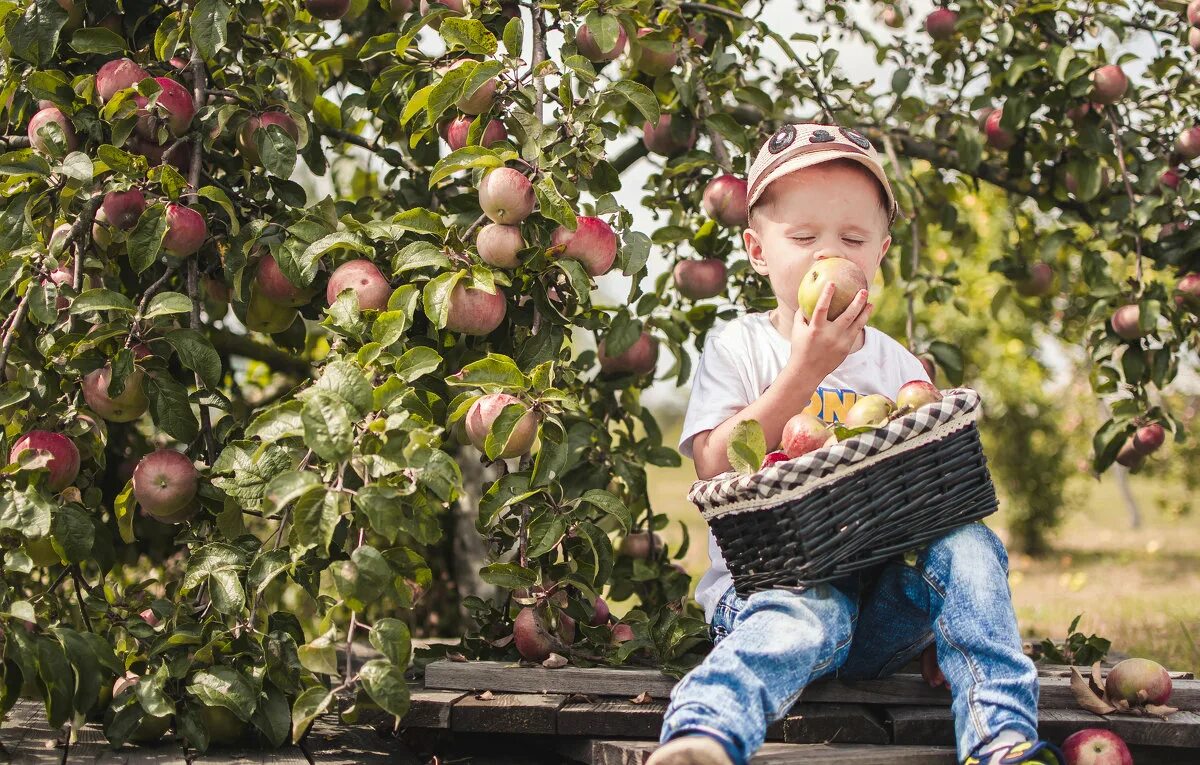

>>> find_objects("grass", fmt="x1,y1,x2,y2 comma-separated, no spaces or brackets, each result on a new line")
640,430,1200,674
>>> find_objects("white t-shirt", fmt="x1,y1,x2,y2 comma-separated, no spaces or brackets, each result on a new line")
678,312,932,623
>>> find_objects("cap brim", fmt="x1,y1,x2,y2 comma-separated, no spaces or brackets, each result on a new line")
748,151,896,224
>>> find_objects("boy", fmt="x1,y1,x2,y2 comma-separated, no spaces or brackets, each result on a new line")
646,124,1062,765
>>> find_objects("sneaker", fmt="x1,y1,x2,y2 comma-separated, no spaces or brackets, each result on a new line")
646,733,735,765
964,740,1066,765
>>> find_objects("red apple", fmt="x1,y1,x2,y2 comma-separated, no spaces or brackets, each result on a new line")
896,380,943,410
551,216,618,277
642,114,696,157
132,449,199,518
1178,126,1200,160
442,116,507,151
101,188,147,231
702,175,748,228
134,77,195,139
238,111,301,166
610,623,635,643
844,394,896,428
881,6,904,27
1160,167,1182,190
760,450,790,469
632,28,677,76
513,607,553,661
163,203,206,258
95,58,149,103
27,107,78,154
1105,657,1172,706
576,23,627,63
465,393,539,458
419,0,466,29
445,282,506,335
1190,27,1200,53
924,8,958,40
9,431,80,491
1090,65,1128,105
83,364,149,422
139,608,160,628
478,167,535,225
476,223,524,269
442,60,498,115
1174,273,1200,312
256,252,314,307
780,413,828,459
1016,262,1054,297
598,332,658,376
1110,304,1144,340
1066,102,1100,121
1061,728,1132,765
1132,423,1165,455
589,596,610,627
326,259,391,310
918,354,937,381
618,531,662,559
673,259,727,300
43,263,74,311
797,257,868,321
984,108,1015,150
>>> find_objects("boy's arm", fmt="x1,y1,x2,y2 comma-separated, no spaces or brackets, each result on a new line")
691,359,828,480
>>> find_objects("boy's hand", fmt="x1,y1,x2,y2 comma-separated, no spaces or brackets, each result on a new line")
790,282,873,378
921,643,950,690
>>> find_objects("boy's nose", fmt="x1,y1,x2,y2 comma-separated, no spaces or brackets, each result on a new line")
813,248,842,261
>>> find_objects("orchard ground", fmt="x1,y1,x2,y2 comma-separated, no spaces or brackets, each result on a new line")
631,420,1200,674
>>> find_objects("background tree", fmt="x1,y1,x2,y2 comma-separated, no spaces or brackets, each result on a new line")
0,0,1196,750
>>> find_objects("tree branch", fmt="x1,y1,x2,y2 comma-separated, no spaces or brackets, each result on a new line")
188,24,217,464
0,294,30,380
208,329,314,378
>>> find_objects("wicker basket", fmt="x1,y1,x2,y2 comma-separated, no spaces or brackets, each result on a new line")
688,388,998,596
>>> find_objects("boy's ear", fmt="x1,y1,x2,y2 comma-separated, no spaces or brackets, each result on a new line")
744,227,769,276
876,234,892,268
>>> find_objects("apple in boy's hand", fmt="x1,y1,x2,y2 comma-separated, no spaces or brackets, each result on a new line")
797,257,868,321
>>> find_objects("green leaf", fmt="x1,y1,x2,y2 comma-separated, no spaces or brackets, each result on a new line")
290,490,344,558
143,291,193,319
609,80,660,125
197,185,239,236
297,629,339,676
190,0,232,61
530,419,566,488
927,340,964,386
479,562,537,588
359,660,411,718
50,504,93,563
429,146,504,187
259,123,298,179
68,288,136,314
502,15,523,56
155,12,183,62
369,619,412,668
262,472,323,516
290,686,333,744
114,479,136,543
422,271,465,329
526,511,565,558
35,635,74,726
70,27,127,54
332,545,393,611
483,402,531,460
394,346,443,383
165,328,222,389
146,374,200,443
187,666,256,722
576,489,631,533
128,203,168,274
251,683,290,748
533,176,576,229
301,390,355,462
355,485,439,546
439,18,498,55
10,0,69,66
447,353,527,389
727,419,766,475
312,360,374,415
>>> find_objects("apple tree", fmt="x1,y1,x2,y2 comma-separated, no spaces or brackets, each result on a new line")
0,0,1196,749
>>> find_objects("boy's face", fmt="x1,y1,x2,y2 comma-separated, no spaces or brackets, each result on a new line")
744,162,892,316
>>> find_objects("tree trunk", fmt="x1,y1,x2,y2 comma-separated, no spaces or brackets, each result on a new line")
453,446,502,622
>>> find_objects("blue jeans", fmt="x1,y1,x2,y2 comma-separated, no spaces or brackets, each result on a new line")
659,523,1038,764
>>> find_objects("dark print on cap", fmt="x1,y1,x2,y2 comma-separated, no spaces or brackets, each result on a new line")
768,124,797,154
810,129,835,143
840,127,871,150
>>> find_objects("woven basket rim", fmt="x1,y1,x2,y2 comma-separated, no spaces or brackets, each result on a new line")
689,387,983,511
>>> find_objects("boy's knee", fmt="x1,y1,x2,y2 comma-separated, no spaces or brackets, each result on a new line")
928,522,1009,572
740,587,854,651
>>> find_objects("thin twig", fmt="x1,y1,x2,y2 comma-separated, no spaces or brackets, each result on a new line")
187,35,217,464
70,566,94,632
1105,106,1144,297
0,294,31,380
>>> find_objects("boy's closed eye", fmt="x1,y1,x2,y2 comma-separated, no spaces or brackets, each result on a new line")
792,236,865,245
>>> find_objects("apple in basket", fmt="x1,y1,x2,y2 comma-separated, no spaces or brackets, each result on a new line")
844,394,896,428
780,412,829,459
896,380,943,411
760,450,790,469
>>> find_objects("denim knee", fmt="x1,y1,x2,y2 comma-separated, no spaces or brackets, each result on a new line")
735,587,856,668
921,523,1009,594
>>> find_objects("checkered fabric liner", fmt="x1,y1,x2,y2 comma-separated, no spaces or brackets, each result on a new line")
688,388,982,517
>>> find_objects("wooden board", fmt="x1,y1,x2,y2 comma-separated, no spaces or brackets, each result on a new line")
0,699,65,764
303,715,421,765
557,739,957,765
451,693,567,735
557,697,669,739
65,722,188,765
401,690,468,730
888,706,1200,749
781,704,889,745
425,661,678,697
424,661,1200,711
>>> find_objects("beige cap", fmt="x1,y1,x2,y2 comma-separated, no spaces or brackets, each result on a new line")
746,123,897,227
